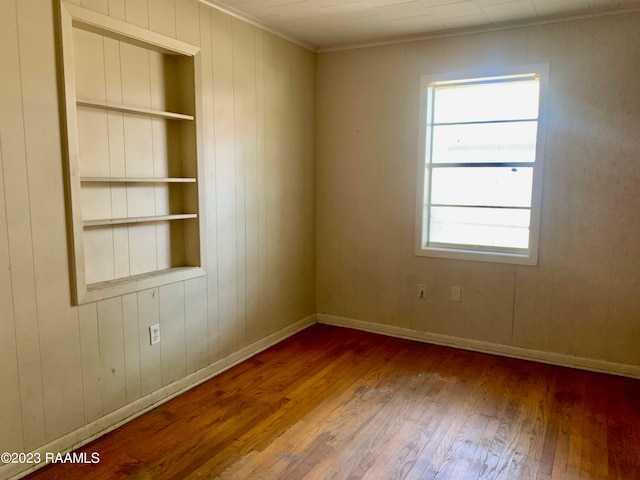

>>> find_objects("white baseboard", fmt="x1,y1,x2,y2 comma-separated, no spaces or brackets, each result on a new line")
6,311,638,479
5,314,316,480
317,313,640,380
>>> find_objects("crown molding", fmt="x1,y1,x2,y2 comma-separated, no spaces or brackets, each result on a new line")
197,1,640,54
318,3,640,53
197,0,317,52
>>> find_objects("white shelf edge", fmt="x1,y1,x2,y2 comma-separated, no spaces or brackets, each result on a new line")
77,98,194,121
80,266,205,304
81,177,197,183
83,213,197,227
87,266,203,292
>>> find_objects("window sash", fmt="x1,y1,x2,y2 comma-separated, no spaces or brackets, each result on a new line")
415,64,548,265
429,76,540,124
425,204,532,250
428,241,529,255
423,76,540,254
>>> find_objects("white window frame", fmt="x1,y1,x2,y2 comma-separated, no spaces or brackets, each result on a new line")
414,64,549,266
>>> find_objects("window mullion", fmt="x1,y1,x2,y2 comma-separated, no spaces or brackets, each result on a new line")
433,118,538,127
430,204,531,210
431,162,535,168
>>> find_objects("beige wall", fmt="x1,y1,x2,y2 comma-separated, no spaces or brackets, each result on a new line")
317,14,640,366
0,0,315,467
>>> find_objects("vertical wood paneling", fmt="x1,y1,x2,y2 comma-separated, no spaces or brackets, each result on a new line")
277,42,294,329
316,14,640,365
159,282,187,385
1,1,316,472
605,15,640,366
352,48,380,325
121,292,142,403
74,28,116,284
66,6,204,284
175,0,199,46
315,52,342,317
376,46,405,328
120,39,158,276
0,142,24,453
238,23,261,345
2,2,639,478
212,9,238,357
0,0,46,451
97,297,127,413
82,0,109,14
78,303,102,423
262,34,283,335
199,5,220,364
397,41,421,333
283,43,308,326
297,46,316,322
108,0,126,19
279,39,299,331
148,0,175,37
124,0,149,28
232,19,254,349
138,288,161,396
17,0,84,441
103,37,130,279
148,0,177,276
254,29,269,342
185,276,208,373
333,50,359,321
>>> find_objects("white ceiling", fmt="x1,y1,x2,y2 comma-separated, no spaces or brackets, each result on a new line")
202,0,640,50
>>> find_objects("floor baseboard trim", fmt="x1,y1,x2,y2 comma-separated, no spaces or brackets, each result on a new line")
317,313,640,380
7,312,638,479
5,314,316,480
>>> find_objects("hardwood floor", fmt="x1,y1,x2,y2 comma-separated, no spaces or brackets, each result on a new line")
25,324,640,479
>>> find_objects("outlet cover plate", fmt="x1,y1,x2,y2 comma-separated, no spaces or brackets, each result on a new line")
451,286,462,302
150,323,160,345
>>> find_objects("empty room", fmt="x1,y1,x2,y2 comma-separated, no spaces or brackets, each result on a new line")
1,0,639,478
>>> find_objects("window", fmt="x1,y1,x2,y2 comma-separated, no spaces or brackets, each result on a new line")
415,64,548,265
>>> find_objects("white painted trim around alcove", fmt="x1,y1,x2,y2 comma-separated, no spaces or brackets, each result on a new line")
317,313,640,380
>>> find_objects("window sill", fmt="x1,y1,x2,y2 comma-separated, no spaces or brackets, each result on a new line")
415,245,538,266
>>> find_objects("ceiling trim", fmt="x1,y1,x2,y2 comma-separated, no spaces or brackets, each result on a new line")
318,4,640,53
197,0,317,52
198,0,640,54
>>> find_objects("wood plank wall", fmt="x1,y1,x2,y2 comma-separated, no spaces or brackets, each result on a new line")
316,13,640,368
0,0,315,467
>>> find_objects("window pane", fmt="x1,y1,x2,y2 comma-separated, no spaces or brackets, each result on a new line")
433,80,539,123
431,121,537,164
429,206,530,249
430,167,533,208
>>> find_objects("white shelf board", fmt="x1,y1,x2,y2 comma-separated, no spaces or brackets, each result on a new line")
81,177,196,183
77,98,194,120
83,213,197,227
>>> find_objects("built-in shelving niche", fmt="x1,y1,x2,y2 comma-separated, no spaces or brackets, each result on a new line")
57,1,205,305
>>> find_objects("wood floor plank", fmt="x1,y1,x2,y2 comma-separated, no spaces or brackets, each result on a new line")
25,325,640,480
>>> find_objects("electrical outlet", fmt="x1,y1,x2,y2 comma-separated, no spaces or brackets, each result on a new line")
418,284,426,299
149,323,160,345
451,286,462,302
